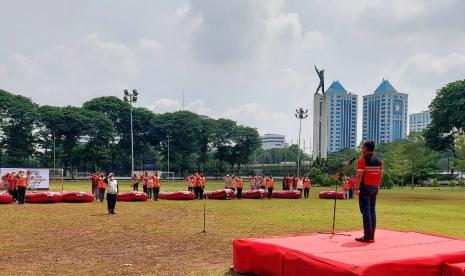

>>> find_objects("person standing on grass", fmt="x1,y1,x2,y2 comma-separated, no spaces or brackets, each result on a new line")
235,176,244,199
97,174,106,202
265,176,274,199
355,140,383,243
292,176,298,191
193,172,202,199
297,177,303,196
89,173,97,196
342,178,350,199
348,177,355,199
259,175,265,190
5,172,18,202
303,177,311,199
131,173,139,191
16,171,28,205
200,174,206,199
152,172,161,201
286,176,292,191
106,173,118,215
1,172,8,191
140,172,149,195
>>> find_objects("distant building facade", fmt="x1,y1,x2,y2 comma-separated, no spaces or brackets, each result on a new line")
313,81,358,160
260,134,288,150
409,111,431,133
362,79,408,144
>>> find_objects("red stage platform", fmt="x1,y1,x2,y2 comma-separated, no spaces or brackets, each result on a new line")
233,229,465,276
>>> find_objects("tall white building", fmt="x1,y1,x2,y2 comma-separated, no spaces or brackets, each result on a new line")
313,81,358,160
409,111,431,133
260,134,288,150
362,79,408,144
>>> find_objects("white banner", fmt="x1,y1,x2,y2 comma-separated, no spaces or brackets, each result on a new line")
0,168,50,190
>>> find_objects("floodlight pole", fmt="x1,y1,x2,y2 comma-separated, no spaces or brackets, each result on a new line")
295,108,309,177
167,133,171,173
124,89,139,177
53,131,56,170
130,105,134,175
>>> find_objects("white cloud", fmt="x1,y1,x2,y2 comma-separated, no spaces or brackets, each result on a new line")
139,38,162,51
0,34,137,105
148,98,213,117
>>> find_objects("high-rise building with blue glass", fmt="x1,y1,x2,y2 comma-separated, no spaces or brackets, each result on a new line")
313,81,357,159
362,79,408,144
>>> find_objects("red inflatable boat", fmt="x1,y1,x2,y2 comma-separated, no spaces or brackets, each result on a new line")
272,190,301,199
241,190,264,199
319,191,344,199
26,192,63,203
0,192,13,204
62,192,94,203
117,191,148,202
205,189,235,199
158,191,195,200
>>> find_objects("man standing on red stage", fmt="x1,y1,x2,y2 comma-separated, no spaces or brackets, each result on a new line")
355,140,383,243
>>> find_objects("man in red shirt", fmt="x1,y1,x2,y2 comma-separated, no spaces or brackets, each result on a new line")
355,140,383,243
348,177,355,199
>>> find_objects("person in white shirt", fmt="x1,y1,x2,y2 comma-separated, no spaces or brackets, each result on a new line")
297,177,304,196
106,173,119,215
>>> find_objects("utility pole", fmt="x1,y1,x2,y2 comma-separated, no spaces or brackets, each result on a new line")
295,108,309,177
123,89,139,176
167,133,171,172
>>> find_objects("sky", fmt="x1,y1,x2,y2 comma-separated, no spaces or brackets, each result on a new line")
1,0,465,154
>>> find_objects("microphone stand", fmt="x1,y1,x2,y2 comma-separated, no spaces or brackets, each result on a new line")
320,158,356,239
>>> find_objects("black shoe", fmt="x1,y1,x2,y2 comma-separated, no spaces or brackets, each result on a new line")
355,237,374,243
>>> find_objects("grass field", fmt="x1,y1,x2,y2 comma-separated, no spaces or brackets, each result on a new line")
1,180,464,275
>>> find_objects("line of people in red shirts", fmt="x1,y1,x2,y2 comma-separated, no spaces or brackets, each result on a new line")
1,171,30,204
281,176,312,199
341,176,356,199
185,172,207,199
90,171,162,201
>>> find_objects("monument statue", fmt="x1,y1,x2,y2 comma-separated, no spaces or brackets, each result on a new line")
314,65,325,94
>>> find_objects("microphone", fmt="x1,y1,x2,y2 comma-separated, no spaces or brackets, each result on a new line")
345,157,357,166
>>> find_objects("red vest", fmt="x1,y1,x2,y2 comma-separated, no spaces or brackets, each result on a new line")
357,152,383,186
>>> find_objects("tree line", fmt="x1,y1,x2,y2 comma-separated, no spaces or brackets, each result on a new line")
0,90,261,176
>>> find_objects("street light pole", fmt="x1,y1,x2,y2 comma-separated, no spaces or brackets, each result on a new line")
295,108,309,177
53,131,56,170
123,89,139,176
167,133,171,172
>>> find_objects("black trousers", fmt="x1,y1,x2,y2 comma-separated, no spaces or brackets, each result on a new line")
107,193,117,213
99,188,105,202
188,187,193,192
267,188,273,199
304,188,310,198
143,185,147,194
153,187,160,200
9,189,17,202
17,187,26,204
237,188,242,199
133,183,139,191
359,185,379,240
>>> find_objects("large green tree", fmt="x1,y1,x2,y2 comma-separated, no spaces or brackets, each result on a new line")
426,80,465,152
0,90,37,166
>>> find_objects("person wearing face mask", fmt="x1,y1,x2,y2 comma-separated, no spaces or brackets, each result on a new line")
106,173,119,215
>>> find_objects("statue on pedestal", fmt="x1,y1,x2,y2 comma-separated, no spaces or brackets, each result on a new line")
314,65,325,95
